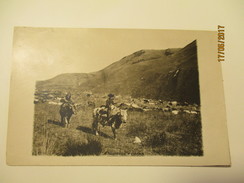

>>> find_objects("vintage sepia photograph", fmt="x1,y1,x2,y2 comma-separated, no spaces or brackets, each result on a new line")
30,28,202,157
3,1,243,182
7,27,230,166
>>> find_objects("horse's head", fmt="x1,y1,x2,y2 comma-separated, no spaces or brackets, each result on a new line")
119,109,127,123
72,104,77,115
112,109,127,130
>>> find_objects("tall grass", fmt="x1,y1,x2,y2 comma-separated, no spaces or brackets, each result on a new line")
33,103,103,156
126,111,203,156
33,102,203,156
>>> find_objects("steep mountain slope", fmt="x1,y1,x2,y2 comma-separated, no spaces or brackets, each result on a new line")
37,40,200,104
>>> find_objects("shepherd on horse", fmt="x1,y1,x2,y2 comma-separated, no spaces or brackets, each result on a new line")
92,94,127,140
59,92,77,128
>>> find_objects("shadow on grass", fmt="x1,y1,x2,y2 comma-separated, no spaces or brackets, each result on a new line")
76,126,112,139
62,137,102,156
48,119,63,127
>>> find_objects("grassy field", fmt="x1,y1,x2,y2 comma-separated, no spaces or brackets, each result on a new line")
32,99,203,156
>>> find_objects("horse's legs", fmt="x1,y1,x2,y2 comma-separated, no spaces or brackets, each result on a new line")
98,124,102,136
67,115,72,128
64,117,68,128
60,115,65,127
111,126,117,140
92,118,99,136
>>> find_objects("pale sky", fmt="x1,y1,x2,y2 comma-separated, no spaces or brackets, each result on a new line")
13,27,199,81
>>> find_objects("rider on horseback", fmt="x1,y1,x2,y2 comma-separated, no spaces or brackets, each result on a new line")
95,93,117,126
106,93,115,119
61,92,76,113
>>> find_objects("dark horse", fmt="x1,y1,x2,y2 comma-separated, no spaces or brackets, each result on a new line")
92,105,127,140
59,103,76,128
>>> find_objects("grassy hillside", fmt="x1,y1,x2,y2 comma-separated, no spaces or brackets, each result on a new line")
37,40,200,104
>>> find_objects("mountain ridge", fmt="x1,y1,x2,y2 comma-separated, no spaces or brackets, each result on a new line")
36,40,200,104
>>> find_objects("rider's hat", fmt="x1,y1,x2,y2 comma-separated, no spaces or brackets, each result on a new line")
108,93,114,98
65,92,71,99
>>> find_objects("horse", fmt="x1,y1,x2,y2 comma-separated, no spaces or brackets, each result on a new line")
59,102,76,128
92,105,127,140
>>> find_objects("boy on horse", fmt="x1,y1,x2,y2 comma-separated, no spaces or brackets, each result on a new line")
61,92,76,113
94,93,117,126
106,93,116,119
